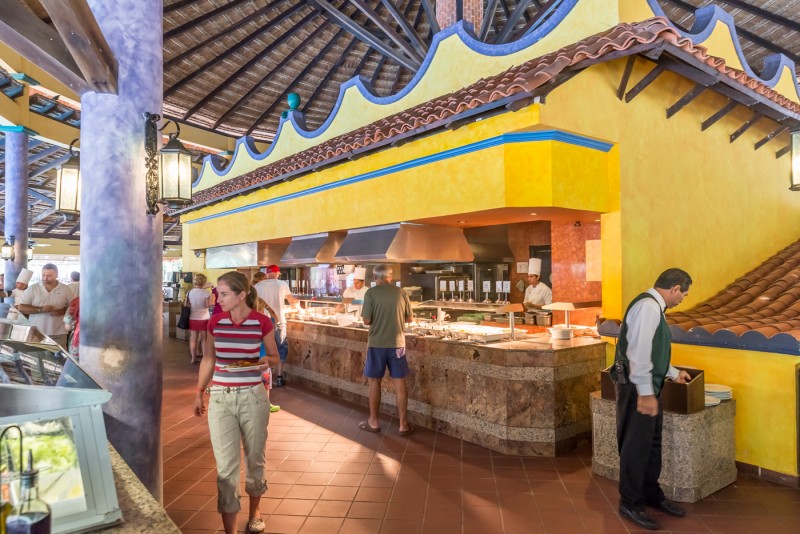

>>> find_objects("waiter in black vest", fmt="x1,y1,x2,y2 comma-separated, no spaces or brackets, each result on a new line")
612,268,692,530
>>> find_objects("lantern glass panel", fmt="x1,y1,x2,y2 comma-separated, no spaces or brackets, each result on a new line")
56,166,81,214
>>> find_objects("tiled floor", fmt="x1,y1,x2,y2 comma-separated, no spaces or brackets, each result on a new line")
160,338,800,533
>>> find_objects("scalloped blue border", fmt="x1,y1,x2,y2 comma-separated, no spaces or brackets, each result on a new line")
598,320,800,356
185,129,612,225
645,1,800,98
193,0,580,187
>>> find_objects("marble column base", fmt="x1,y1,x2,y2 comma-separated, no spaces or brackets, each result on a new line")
590,392,737,503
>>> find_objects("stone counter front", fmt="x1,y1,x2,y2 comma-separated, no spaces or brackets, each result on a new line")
285,320,605,455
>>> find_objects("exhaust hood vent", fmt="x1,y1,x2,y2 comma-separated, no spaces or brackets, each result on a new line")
463,226,515,263
334,223,474,263
280,232,345,265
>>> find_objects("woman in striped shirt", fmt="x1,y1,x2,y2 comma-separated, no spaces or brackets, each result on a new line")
194,271,279,534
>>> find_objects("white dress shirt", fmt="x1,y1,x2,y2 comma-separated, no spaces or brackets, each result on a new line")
523,282,552,307
625,288,679,396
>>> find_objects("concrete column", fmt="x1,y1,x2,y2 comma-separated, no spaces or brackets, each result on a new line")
436,0,483,31
79,0,164,500
3,130,29,304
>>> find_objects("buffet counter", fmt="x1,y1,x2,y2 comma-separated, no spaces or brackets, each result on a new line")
285,319,606,455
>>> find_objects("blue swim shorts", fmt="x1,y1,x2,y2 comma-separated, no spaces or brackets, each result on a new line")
364,347,409,379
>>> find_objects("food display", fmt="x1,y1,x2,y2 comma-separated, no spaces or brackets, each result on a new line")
406,322,521,342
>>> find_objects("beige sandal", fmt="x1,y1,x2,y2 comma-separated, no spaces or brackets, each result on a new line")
247,517,265,533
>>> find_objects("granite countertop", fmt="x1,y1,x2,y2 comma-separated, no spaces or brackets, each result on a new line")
101,446,180,533
288,319,604,351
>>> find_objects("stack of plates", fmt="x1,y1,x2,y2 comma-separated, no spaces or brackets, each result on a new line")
705,384,732,406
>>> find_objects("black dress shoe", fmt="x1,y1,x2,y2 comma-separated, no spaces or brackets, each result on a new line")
650,499,686,517
619,504,660,530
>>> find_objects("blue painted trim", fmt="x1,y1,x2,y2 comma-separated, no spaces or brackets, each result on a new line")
9,73,39,85
194,0,581,185
645,0,800,99
0,125,38,135
186,129,612,225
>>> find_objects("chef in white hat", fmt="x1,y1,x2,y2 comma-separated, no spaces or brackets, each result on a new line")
7,268,34,321
341,267,368,314
523,258,552,310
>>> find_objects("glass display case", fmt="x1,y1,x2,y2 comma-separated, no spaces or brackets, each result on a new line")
0,321,123,533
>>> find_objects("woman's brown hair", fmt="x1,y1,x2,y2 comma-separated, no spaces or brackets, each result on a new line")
217,271,257,309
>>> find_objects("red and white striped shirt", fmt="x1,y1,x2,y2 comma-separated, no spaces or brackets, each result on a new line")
208,310,273,387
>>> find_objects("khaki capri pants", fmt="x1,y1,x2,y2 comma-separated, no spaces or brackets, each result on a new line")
208,384,270,513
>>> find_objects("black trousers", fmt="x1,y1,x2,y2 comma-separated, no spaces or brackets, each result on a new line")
616,382,666,510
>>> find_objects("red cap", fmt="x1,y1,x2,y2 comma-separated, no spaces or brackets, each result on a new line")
266,265,280,273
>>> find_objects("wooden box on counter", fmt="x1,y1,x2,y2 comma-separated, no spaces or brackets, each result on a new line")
600,366,705,414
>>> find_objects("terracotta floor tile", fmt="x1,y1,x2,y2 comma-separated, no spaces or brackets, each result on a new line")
156,338,800,534
347,501,388,519
380,519,422,534
310,499,352,517
261,514,306,534
299,516,345,533
339,518,383,534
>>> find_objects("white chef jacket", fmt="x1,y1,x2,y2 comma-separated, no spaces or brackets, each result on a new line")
624,288,679,396
523,282,552,307
342,285,368,314
6,288,27,321
18,282,73,335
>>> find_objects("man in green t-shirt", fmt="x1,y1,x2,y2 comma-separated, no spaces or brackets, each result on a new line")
359,264,414,436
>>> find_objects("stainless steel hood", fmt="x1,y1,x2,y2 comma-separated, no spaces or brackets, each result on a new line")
464,225,515,263
334,223,474,263
280,232,346,265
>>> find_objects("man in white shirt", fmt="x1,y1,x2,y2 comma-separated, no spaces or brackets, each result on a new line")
255,265,296,387
340,267,368,315
523,258,552,310
17,263,73,342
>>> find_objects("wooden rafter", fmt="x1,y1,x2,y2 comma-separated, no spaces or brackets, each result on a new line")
379,0,428,58
714,0,800,34
164,0,198,15
480,0,501,41
311,0,420,70
301,39,363,116
350,0,423,64
164,0,251,40
246,29,346,136
211,20,332,129
38,0,117,93
371,56,388,87
182,10,320,122
0,0,89,94
495,0,533,44
165,0,286,68
419,0,439,35
165,1,309,99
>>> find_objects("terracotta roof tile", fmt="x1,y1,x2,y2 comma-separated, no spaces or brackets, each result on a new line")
186,17,800,209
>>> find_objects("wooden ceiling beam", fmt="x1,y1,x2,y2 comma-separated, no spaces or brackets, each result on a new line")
301,38,362,114
715,0,800,34
210,17,329,128
165,0,285,68
495,0,532,43
246,28,346,136
165,1,309,99
419,0,439,35
164,0,199,15
480,0,501,41
32,207,56,225
164,0,252,41
311,0,419,70
664,0,800,66
379,0,428,57
0,0,90,94
370,55,388,87
38,0,117,93
349,0,422,63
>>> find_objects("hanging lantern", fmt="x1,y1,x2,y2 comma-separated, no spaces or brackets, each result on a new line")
1,237,14,261
55,140,81,220
159,127,193,209
27,240,35,261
